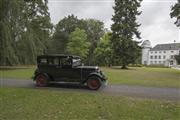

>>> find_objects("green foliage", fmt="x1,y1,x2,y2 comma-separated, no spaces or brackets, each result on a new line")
170,0,180,27
94,32,112,66
111,0,142,69
0,0,23,65
51,15,82,54
67,28,90,60
0,0,52,66
84,19,104,65
51,15,104,64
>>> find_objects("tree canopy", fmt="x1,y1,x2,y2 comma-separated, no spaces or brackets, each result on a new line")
67,28,90,60
50,15,104,65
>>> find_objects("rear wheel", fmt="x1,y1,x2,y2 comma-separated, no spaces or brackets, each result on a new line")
36,74,48,87
87,76,101,90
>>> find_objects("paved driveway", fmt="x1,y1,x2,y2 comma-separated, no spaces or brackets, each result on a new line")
1,79,180,101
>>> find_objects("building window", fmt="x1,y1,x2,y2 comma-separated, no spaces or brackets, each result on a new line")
163,61,166,64
159,61,161,64
155,51,157,53
171,55,174,59
163,55,166,59
151,51,153,54
159,51,161,53
150,61,153,64
159,56,161,59
155,56,157,59
150,56,153,59
164,51,166,53
144,61,147,65
154,61,157,64
171,51,174,53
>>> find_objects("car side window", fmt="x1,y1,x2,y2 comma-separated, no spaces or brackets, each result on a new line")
54,58,59,65
47,58,59,66
39,58,48,65
61,57,72,68
48,58,54,65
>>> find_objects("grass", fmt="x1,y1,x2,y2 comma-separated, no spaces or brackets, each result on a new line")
0,68,35,79
0,66,179,87
0,87,179,120
102,67,180,88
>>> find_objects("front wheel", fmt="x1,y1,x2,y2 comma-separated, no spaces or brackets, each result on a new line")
35,74,48,87
87,76,102,90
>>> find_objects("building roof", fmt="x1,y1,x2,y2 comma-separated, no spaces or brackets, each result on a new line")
150,43,180,51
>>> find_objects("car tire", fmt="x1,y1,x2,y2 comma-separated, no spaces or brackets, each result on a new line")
36,74,48,87
87,76,102,90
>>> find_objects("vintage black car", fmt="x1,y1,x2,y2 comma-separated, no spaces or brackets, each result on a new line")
33,54,107,90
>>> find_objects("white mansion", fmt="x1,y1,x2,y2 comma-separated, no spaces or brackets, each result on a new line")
141,40,180,67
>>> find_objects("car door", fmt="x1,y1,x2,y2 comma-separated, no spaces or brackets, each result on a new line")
45,57,61,80
58,57,81,82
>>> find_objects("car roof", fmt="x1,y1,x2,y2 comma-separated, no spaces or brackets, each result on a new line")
37,54,80,59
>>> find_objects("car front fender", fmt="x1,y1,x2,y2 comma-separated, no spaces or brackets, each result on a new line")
87,72,106,81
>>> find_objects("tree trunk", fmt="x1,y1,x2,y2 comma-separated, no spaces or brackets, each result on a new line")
121,64,128,69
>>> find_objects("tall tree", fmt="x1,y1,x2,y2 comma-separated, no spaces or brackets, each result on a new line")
170,0,180,27
0,0,24,65
111,0,142,69
18,0,52,64
66,28,90,60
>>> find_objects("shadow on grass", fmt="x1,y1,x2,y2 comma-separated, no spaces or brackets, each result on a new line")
110,66,137,70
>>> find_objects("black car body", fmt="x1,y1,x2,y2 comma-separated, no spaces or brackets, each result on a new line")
33,54,107,90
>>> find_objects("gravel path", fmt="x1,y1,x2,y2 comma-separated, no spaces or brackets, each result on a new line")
1,78,180,101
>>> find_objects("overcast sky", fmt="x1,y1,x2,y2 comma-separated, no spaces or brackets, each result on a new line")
48,0,180,47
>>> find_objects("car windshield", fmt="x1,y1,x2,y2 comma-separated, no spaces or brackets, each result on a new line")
72,58,81,66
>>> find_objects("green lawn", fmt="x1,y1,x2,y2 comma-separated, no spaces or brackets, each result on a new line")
0,87,179,120
0,67,35,79
0,67,179,87
102,67,180,88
